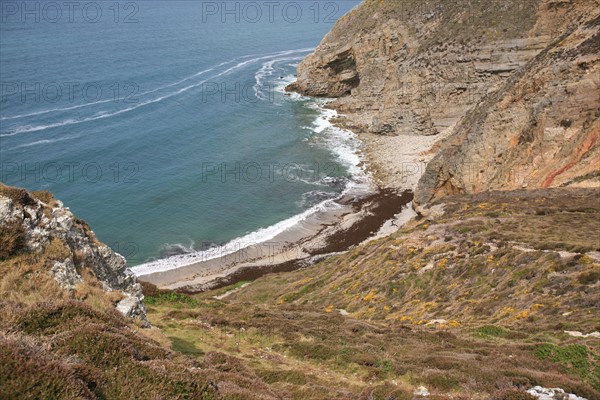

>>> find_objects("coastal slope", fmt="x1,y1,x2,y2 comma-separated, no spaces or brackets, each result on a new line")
0,184,287,399
149,187,600,399
2,185,599,399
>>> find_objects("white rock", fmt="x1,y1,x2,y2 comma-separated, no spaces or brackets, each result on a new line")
564,330,600,339
527,386,587,400
426,319,447,325
0,197,13,220
116,295,141,317
24,205,39,223
414,386,430,397
51,259,82,290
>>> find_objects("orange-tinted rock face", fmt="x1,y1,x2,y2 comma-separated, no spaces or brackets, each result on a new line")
416,12,600,205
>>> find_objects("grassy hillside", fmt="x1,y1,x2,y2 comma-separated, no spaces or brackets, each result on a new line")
234,189,599,328
143,188,600,399
2,184,598,398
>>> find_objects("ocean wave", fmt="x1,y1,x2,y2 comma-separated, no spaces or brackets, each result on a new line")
130,197,342,276
253,56,305,100
320,176,349,191
1,48,315,122
1,48,316,136
158,240,196,258
301,190,339,207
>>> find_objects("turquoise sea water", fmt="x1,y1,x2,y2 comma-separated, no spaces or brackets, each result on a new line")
0,0,362,268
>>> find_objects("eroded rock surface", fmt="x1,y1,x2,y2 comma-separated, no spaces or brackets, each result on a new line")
287,0,599,199
0,186,146,322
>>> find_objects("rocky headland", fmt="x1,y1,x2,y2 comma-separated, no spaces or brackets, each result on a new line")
0,184,147,322
286,0,600,198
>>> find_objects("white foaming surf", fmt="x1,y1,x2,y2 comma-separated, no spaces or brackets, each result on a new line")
253,57,306,100
130,198,342,276
131,82,373,277
306,101,372,196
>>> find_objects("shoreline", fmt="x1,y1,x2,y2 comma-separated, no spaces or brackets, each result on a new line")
139,188,413,292
328,106,455,192
136,77,449,292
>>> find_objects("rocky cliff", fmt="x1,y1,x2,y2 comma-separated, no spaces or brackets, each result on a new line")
416,10,600,205
287,0,599,200
0,184,146,322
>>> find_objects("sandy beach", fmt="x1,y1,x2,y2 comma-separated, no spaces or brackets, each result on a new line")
137,110,452,292
139,188,413,292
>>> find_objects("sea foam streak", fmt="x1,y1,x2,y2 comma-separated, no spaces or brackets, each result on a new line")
0,64,225,122
131,86,372,277
7,134,82,150
1,49,314,122
1,48,314,137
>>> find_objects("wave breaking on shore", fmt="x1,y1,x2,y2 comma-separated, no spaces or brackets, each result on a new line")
131,73,374,278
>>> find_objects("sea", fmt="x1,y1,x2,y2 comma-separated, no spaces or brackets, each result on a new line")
0,0,366,273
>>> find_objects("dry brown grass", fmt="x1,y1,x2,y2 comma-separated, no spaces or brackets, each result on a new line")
0,219,26,260
73,269,125,312
0,184,36,207
43,238,70,261
0,243,121,314
30,190,55,206
0,256,68,304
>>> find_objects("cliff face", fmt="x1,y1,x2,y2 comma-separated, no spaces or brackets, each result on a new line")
416,11,600,205
289,0,567,134
0,185,146,321
288,0,599,200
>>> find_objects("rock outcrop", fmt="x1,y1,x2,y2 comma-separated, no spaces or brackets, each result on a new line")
0,185,147,322
287,0,599,203
415,10,600,205
287,0,580,135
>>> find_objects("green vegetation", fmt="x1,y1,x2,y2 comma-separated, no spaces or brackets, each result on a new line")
477,325,509,338
535,344,600,386
145,291,199,307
